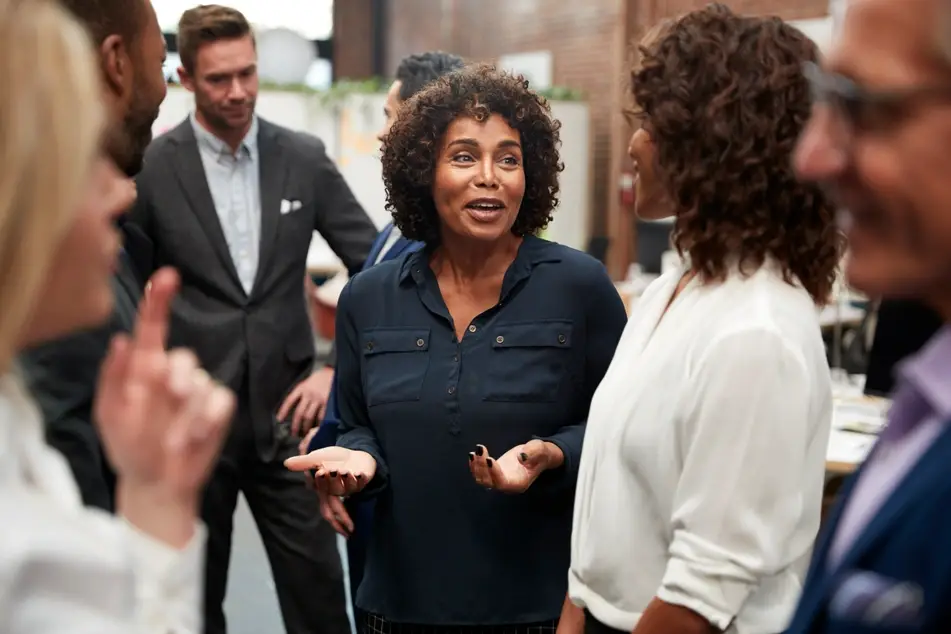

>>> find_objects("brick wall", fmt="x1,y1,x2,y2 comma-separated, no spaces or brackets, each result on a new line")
335,0,831,276
332,0,374,79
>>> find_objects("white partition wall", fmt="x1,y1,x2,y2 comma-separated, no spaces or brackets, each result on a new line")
155,88,592,272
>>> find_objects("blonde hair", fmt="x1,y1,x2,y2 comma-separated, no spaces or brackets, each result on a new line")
0,0,103,367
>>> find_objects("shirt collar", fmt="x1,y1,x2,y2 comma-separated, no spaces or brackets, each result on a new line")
896,325,951,421
398,234,561,286
189,112,259,159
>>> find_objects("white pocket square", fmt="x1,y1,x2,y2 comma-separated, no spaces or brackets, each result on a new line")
280,199,302,214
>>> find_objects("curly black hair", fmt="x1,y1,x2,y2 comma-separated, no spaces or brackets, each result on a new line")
395,51,465,101
381,63,563,246
630,3,844,303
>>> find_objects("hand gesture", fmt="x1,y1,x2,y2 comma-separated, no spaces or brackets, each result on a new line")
277,365,334,436
468,440,563,494
94,267,235,499
316,486,354,537
285,446,376,497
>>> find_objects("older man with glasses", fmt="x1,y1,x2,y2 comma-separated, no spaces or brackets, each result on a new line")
784,0,951,632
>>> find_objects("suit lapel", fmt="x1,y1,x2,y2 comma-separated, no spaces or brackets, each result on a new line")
794,423,951,628
169,121,244,292
252,120,287,295
837,423,951,571
792,464,866,626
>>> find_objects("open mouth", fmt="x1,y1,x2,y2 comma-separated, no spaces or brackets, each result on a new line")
465,199,506,222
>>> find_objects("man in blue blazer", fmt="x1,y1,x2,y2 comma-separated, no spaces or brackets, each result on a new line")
788,0,951,631
305,50,464,606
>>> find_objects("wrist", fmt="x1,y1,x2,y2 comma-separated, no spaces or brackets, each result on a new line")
116,480,198,550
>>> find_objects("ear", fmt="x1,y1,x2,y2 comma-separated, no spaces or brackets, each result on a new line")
177,66,196,93
99,34,132,102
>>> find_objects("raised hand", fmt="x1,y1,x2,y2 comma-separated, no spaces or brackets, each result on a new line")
94,267,235,499
285,446,376,497
468,440,563,494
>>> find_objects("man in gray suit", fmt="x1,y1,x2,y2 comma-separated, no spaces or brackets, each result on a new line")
129,6,375,634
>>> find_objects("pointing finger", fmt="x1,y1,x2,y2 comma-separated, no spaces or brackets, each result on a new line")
133,267,180,352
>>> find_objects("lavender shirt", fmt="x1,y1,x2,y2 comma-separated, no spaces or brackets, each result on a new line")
828,326,951,566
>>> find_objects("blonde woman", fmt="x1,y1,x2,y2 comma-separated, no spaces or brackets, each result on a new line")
0,0,234,631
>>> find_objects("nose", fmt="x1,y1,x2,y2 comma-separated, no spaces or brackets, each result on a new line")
794,106,848,184
475,155,500,188
227,77,248,101
377,121,392,144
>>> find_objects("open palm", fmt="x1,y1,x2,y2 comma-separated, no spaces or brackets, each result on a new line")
286,446,377,496
469,441,551,494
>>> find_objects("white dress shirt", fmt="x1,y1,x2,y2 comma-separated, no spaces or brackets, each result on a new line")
569,261,833,634
0,371,205,633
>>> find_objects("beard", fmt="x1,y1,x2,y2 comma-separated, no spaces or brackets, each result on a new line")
106,92,160,177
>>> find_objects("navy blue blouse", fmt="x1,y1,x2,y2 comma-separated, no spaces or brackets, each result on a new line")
334,235,627,625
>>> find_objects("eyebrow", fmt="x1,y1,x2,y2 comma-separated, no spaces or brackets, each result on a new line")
447,138,522,150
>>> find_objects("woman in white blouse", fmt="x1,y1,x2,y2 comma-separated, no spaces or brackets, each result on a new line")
561,6,843,634
0,1,234,632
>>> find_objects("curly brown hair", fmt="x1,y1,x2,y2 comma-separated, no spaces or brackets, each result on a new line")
381,63,563,245
630,3,843,303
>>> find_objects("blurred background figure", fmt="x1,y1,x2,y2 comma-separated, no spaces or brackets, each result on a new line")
19,0,168,513
0,0,234,630
288,64,627,633
564,6,841,634
786,0,951,631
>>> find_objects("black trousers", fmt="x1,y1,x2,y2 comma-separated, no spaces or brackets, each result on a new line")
201,388,350,634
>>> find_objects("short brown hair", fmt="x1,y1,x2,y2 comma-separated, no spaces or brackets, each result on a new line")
177,4,253,75
630,4,844,303
58,0,145,45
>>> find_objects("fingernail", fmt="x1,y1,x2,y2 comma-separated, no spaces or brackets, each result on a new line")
330,471,338,477
486,458,493,467
475,445,484,456
469,452,475,462
355,474,364,480
519,452,528,462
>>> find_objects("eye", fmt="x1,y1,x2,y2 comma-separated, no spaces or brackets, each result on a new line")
452,153,475,162
501,156,520,166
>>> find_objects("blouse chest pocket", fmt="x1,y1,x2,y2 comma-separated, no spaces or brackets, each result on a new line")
482,320,574,403
361,328,431,407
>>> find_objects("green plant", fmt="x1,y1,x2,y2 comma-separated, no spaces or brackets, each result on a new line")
538,86,585,101
252,78,584,102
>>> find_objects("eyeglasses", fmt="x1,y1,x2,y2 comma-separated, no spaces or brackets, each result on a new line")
802,61,951,137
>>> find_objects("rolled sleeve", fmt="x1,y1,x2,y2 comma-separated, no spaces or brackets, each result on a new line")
658,329,813,629
121,519,206,633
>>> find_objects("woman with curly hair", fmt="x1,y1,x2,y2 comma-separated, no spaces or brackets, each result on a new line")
288,63,627,632
562,6,842,634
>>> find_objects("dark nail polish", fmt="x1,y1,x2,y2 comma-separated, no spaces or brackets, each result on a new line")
330,471,338,477
469,452,475,462
519,452,528,462
486,458,494,467
356,474,364,480
476,446,484,456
